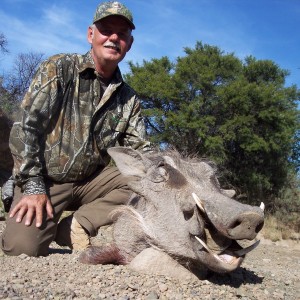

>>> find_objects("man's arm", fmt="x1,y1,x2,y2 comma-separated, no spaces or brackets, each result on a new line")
121,97,153,151
9,58,62,226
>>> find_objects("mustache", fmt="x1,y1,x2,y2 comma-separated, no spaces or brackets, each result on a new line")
103,42,121,51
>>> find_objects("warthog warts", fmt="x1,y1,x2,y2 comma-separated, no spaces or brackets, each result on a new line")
79,147,264,280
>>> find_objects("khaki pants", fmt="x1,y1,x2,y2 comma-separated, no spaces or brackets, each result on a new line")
0,166,132,256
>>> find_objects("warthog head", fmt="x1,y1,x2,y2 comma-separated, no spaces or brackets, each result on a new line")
80,147,264,279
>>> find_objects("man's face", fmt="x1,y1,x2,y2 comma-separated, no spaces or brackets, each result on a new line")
87,15,133,69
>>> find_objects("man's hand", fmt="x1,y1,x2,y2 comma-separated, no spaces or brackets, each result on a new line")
9,194,54,227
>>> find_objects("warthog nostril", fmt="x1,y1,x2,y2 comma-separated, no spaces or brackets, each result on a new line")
230,220,242,229
255,221,264,233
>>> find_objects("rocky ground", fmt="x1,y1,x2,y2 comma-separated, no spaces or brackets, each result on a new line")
0,221,299,300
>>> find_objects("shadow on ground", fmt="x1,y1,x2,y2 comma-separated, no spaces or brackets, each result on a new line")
49,247,72,254
207,267,263,287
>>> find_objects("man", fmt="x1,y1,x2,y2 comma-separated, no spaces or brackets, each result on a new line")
0,1,151,256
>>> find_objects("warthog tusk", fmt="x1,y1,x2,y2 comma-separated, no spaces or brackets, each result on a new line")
260,202,265,211
195,236,211,253
195,236,222,262
192,193,205,213
234,240,260,256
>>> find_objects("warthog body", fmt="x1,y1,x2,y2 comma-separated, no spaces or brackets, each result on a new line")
80,147,264,280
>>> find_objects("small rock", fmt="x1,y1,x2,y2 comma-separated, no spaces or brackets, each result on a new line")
284,280,292,285
127,283,139,291
236,287,246,297
264,289,270,295
145,290,159,300
18,253,29,260
159,283,168,292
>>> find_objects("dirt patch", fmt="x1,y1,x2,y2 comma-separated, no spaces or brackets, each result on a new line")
0,221,299,299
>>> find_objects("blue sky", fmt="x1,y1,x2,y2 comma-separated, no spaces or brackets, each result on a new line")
0,0,299,87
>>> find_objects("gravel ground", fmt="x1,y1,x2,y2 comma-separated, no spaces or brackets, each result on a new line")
0,221,299,300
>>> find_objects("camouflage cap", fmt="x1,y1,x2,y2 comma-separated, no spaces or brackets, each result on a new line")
93,1,135,29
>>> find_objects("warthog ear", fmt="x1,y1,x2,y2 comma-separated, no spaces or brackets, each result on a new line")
107,147,147,177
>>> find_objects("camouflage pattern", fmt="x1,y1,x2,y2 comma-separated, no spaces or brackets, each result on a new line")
93,1,135,29
9,51,150,194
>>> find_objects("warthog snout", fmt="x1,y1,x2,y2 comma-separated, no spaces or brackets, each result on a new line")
227,211,264,240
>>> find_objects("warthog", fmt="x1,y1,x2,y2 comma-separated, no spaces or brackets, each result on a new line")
79,147,264,280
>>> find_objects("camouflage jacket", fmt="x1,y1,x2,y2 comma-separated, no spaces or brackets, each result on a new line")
9,51,151,195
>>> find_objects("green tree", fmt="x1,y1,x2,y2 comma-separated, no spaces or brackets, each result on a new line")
127,56,177,144
125,41,300,207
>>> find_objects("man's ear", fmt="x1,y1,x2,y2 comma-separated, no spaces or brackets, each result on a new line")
87,26,94,44
127,35,134,52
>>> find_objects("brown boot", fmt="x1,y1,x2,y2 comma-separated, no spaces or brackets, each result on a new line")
55,214,91,250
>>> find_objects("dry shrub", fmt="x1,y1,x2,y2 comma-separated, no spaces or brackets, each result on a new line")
262,213,300,242
261,215,282,241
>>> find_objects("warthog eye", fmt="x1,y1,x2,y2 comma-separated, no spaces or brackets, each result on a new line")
183,208,194,221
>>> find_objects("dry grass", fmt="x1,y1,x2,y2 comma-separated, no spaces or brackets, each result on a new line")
261,214,300,242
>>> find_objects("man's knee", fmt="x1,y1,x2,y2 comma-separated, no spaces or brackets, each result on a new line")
1,221,52,257
1,230,49,257
1,238,46,257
